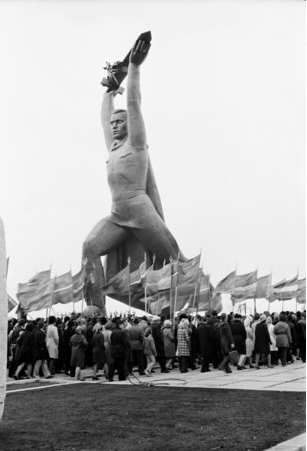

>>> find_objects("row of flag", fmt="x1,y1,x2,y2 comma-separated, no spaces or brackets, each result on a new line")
214,270,306,304
101,254,220,315
14,269,85,313
9,255,306,315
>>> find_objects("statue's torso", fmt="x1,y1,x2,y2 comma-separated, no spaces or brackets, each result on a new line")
107,139,148,200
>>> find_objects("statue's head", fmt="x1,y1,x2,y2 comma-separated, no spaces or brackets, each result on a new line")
110,109,128,140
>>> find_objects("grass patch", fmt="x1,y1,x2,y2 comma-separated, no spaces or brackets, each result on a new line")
1,384,305,451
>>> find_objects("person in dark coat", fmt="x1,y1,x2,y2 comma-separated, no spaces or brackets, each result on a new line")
14,322,36,379
273,313,292,367
254,314,273,369
33,319,52,379
69,325,88,381
230,314,247,370
10,319,26,377
127,317,145,375
197,317,214,372
151,316,169,373
55,318,64,373
92,323,106,380
109,319,130,381
63,320,76,377
207,311,221,369
297,313,306,362
286,314,297,364
218,313,235,374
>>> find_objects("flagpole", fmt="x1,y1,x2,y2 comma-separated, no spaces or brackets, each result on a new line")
127,256,131,314
267,269,273,313
192,283,197,311
196,269,202,316
208,273,211,312
296,267,299,312
144,253,147,313
169,256,173,320
173,286,178,324
232,263,237,313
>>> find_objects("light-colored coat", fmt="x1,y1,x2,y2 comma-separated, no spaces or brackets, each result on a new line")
46,324,59,359
245,325,254,357
267,323,277,351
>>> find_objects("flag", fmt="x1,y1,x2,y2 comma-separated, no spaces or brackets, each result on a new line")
101,265,129,296
147,291,170,315
255,274,272,299
72,267,85,301
53,271,74,305
214,270,236,294
146,263,173,294
16,277,55,312
129,261,152,293
177,254,201,294
297,278,306,304
7,294,18,312
231,271,257,303
271,275,298,301
27,269,51,285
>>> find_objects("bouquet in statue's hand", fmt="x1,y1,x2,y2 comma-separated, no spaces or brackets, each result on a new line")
101,31,151,92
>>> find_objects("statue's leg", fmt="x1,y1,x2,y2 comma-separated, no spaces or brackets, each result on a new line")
82,218,129,312
132,215,180,264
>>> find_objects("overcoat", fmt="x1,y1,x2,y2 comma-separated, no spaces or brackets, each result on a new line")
70,333,88,368
230,320,247,355
219,321,234,355
33,328,49,361
92,331,106,365
197,323,214,357
177,326,190,357
162,327,175,358
151,323,165,357
273,321,292,348
16,329,35,365
254,321,271,354
46,324,59,359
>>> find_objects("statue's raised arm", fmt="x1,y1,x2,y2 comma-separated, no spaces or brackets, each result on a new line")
127,39,150,149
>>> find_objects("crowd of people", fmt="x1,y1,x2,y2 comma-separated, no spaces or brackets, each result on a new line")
6,309,306,382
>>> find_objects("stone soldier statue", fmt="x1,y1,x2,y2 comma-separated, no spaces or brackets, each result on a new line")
83,35,184,311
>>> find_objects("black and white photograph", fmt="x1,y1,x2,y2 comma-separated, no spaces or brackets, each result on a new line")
0,1,305,450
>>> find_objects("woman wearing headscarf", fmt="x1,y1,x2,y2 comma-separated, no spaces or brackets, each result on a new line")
92,323,106,380
244,316,254,368
69,325,88,381
254,314,273,369
162,320,176,370
273,313,292,366
266,316,278,366
177,318,191,373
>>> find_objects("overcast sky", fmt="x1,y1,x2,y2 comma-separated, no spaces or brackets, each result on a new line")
0,0,305,315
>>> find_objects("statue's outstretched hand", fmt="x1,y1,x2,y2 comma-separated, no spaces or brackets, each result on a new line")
130,39,151,66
